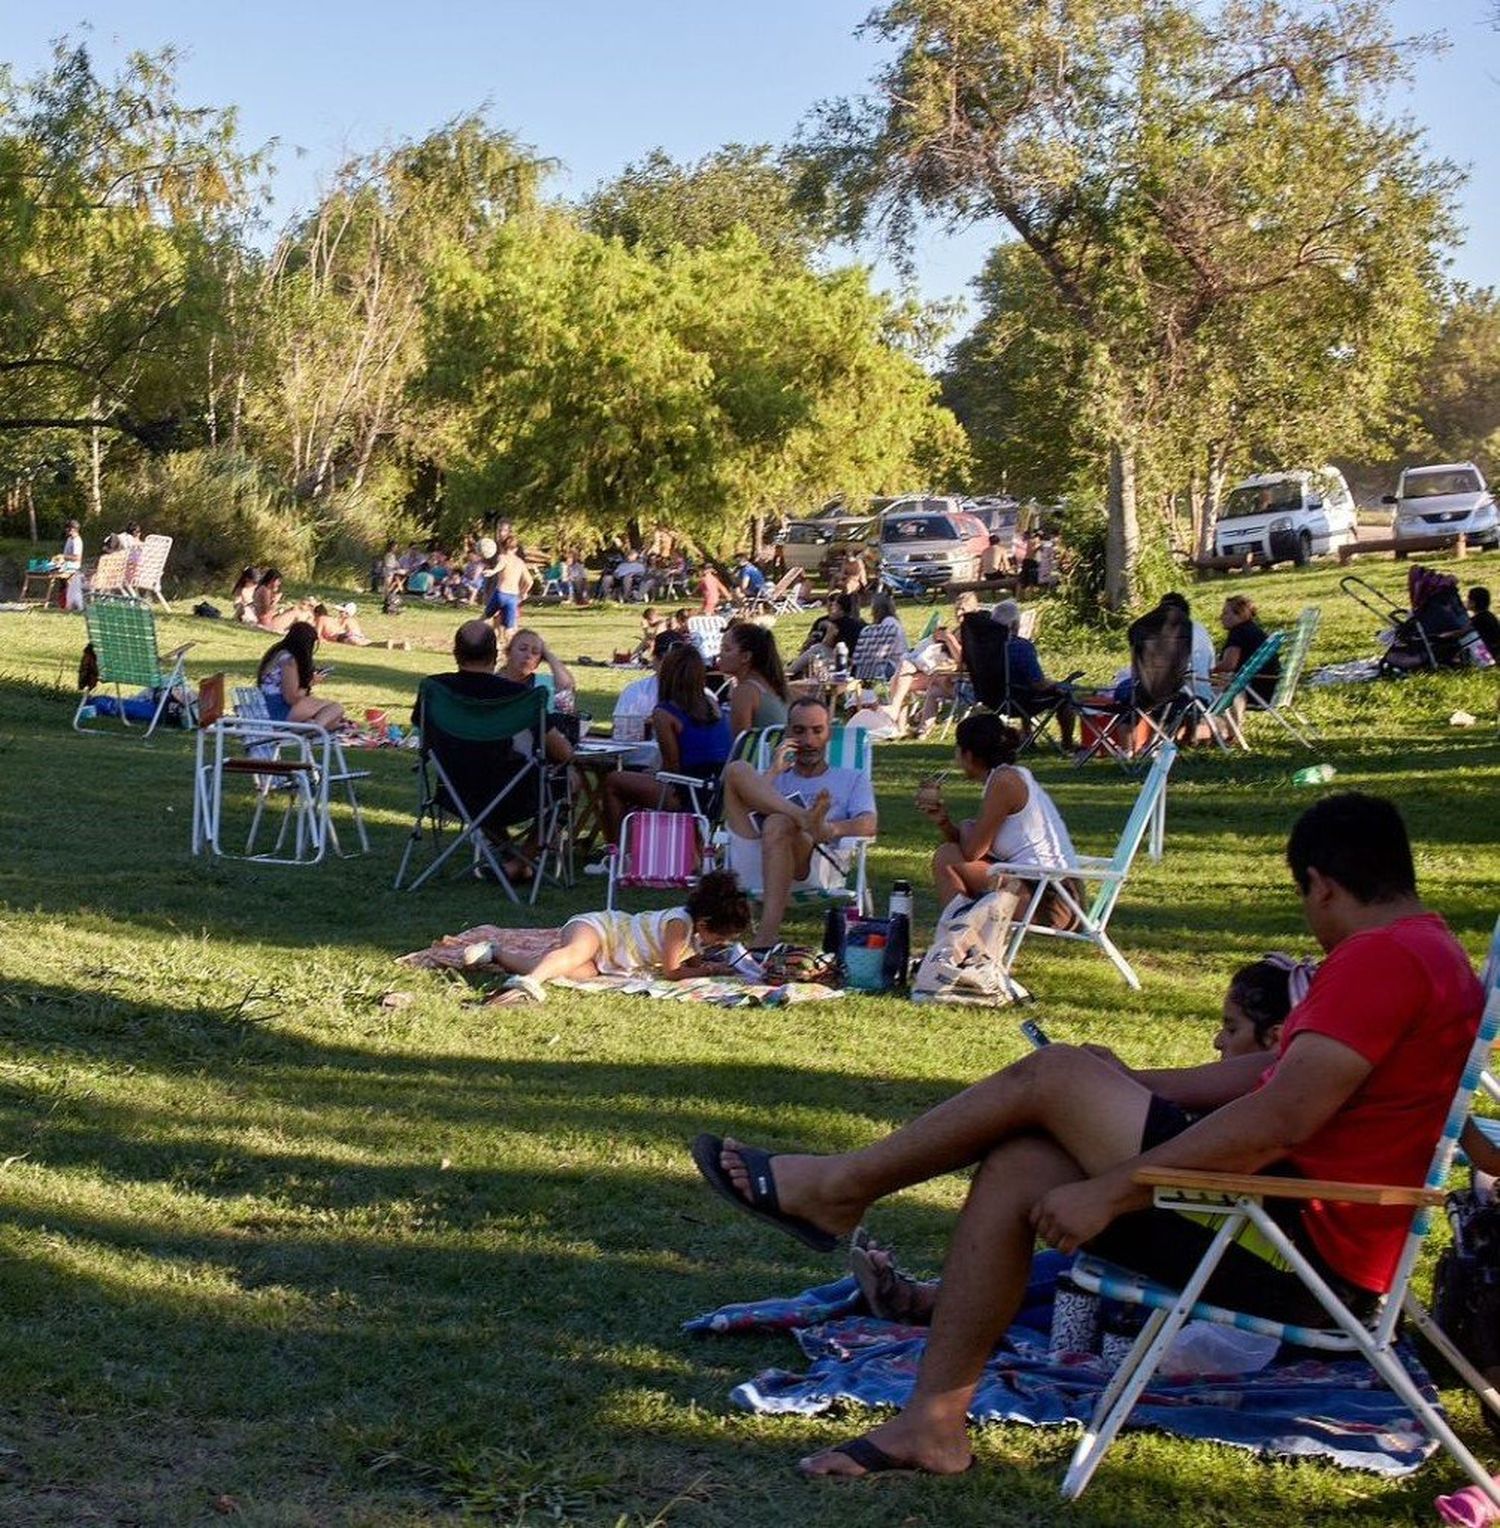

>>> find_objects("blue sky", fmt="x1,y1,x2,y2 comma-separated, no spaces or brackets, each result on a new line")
10,1,1499,330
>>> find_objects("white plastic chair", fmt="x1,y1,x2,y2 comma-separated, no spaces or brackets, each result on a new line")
688,614,727,661
986,743,1175,990
1059,914,1500,1506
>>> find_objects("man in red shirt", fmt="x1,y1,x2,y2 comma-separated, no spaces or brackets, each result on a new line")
690,793,1485,1479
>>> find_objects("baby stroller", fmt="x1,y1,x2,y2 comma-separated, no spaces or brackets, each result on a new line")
1340,568,1484,675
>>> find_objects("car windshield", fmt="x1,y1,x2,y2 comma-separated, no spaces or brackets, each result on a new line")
783,522,829,544
1221,482,1302,519
883,515,956,543
1404,470,1483,499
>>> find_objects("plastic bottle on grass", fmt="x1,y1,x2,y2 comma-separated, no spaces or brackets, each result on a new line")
1292,763,1336,787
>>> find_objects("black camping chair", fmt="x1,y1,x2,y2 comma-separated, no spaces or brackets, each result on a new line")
1073,610,1194,766
957,612,1082,754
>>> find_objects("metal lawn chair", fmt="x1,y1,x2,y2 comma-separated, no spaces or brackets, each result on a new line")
193,714,335,865
123,534,173,607
1244,605,1320,747
1060,914,1500,1506
396,680,560,900
987,742,1175,990
958,612,1083,754
688,614,728,662
604,809,714,911
75,595,194,740
1186,630,1285,751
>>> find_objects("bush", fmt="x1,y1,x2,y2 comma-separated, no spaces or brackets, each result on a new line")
108,449,316,588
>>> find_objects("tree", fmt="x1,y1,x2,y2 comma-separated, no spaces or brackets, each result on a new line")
806,0,1459,608
1402,288,1500,474
0,43,264,483
582,144,830,262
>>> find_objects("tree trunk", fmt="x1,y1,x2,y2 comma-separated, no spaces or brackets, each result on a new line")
1105,438,1140,611
750,511,764,561
89,395,103,518
1198,444,1229,560
27,482,38,543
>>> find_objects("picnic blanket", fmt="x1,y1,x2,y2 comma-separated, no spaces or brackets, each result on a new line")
684,1269,1441,1477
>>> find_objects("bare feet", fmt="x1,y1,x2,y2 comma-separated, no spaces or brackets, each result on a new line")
850,1230,939,1324
718,1138,865,1239
798,1416,973,1478
803,788,833,844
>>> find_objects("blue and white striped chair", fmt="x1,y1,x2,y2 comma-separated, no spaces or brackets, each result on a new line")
1059,914,1500,1504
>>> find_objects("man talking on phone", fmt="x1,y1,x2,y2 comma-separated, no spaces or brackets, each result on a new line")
720,698,878,947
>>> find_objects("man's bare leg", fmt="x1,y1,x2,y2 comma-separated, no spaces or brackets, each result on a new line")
752,813,816,945
720,760,822,838
715,1045,1152,1239
802,1134,1083,1475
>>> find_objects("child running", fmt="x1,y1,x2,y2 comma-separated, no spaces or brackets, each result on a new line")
489,870,752,1004
851,954,1314,1322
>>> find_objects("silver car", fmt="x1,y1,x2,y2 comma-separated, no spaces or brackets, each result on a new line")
1386,463,1498,549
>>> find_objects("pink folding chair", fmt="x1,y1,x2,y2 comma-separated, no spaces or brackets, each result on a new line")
605,810,713,910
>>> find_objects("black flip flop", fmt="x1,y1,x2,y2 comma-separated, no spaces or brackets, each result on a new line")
690,1134,838,1253
801,1435,975,1478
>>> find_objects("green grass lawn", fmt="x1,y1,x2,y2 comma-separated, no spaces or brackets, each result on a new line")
1,552,1498,1525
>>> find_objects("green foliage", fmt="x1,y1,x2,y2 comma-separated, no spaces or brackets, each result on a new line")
1405,288,1500,474
107,447,315,580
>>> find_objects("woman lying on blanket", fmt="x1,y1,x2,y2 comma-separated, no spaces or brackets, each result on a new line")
490,870,753,1005
851,953,1313,1322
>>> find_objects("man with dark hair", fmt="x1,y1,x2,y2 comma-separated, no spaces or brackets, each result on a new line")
691,793,1483,1478
1467,586,1500,658
719,697,877,946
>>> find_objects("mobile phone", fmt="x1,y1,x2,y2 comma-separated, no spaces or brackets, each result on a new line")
315,664,334,677
1019,1019,1051,1049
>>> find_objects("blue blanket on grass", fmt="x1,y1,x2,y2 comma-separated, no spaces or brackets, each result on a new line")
683,1263,1440,1477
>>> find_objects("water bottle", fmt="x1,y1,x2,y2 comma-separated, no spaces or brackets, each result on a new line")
888,879,913,921
1291,763,1336,787
822,905,848,967
882,879,913,992
834,640,849,676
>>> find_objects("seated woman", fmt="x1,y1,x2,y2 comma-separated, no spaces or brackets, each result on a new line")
252,568,301,633
699,566,732,615
600,644,731,845
312,601,372,646
1211,594,1279,716
719,621,790,734
915,711,1079,931
787,619,840,695
866,592,910,677
883,592,980,734
231,567,261,625
489,869,753,1003
256,620,344,729
851,953,1315,1321
499,627,576,765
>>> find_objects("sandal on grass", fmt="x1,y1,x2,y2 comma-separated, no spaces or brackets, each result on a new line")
798,1435,976,1479
485,973,546,1007
689,1134,838,1253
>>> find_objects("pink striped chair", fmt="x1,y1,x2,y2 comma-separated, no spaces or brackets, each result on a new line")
605,809,713,911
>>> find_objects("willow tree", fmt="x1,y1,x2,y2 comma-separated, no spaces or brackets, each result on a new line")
806,0,1458,607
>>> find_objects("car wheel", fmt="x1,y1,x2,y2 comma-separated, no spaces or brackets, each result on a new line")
1293,531,1312,567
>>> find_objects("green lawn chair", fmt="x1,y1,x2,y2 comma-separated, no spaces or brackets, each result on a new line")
1194,630,1285,751
1245,605,1320,747
74,595,193,740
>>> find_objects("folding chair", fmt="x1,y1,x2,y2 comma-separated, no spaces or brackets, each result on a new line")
987,742,1175,990
227,686,370,858
1073,620,1194,767
123,534,173,608
740,724,874,914
755,567,807,616
74,595,193,740
688,615,728,662
1185,630,1285,751
958,612,1082,755
604,809,714,911
656,727,763,824
395,680,558,900
1244,605,1320,748
1060,914,1500,1505
87,549,131,596
193,715,334,865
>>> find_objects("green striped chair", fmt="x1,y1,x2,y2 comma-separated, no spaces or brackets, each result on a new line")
75,595,193,740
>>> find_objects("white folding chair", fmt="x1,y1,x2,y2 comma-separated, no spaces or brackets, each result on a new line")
987,743,1175,990
193,716,333,865
1244,605,1320,748
124,534,173,608
1060,914,1500,1506
688,615,727,661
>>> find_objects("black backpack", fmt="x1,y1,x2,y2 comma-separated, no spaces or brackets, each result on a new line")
1429,1183,1500,1439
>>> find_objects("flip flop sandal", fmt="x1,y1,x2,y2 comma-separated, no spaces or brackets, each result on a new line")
690,1134,838,1253
801,1435,976,1479
485,974,546,1006
849,1229,935,1325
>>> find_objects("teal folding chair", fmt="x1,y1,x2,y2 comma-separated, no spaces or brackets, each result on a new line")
1193,630,1285,750
1245,606,1320,747
988,742,1175,990
75,595,193,740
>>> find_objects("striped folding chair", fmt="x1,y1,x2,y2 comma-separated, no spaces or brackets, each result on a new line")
1245,605,1320,748
605,809,714,911
1059,914,1500,1504
688,615,728,661
75,595,194,740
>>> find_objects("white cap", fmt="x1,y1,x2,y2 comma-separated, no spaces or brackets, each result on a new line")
477,536,498,560
340,601,358,616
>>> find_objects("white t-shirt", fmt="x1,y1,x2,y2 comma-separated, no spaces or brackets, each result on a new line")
62,532,83,564
1191,622,1215,700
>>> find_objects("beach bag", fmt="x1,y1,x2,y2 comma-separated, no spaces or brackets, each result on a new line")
911,890,1017,1007
1429,1184,1500,1439
760,944,839,987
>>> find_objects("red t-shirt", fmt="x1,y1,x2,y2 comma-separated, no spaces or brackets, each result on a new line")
1260,913,1483,1292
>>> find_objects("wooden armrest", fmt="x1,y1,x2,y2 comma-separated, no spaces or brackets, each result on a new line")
1133,1166,1442,1208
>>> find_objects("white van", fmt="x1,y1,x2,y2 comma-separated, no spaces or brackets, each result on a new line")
1213,468,1358,566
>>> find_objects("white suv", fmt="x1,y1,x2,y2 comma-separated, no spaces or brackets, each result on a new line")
1385,463,1498,550
1213,467,1358,566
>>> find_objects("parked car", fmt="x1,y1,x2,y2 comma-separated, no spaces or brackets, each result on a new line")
964,494,1021,539
879,499,990,589
1384,462,1498,550
1212,467,1358,566
775,509,879,575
